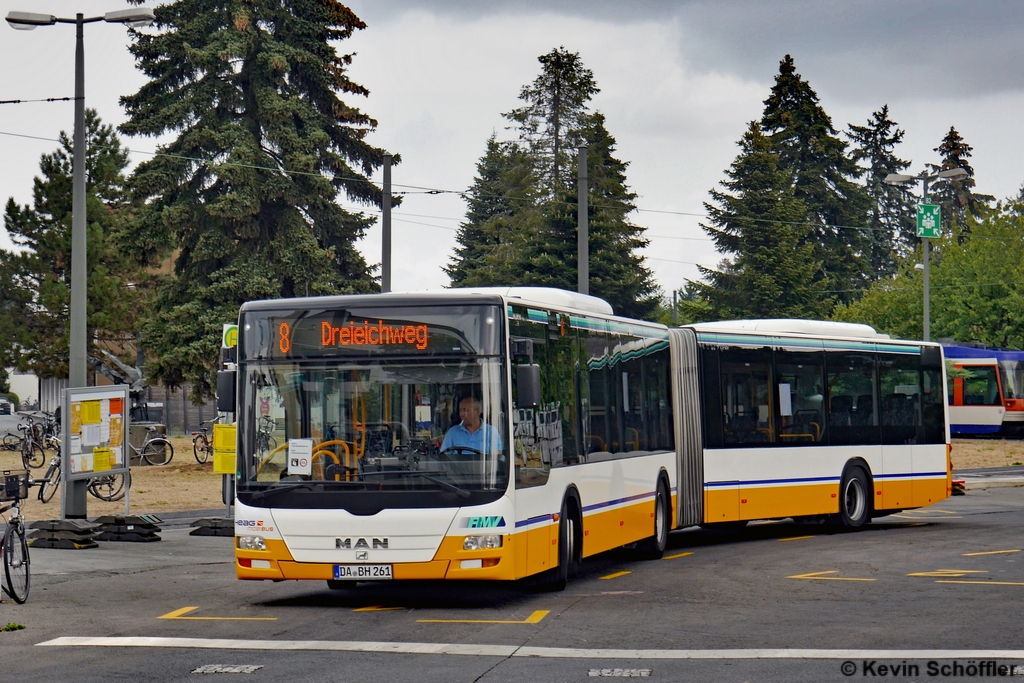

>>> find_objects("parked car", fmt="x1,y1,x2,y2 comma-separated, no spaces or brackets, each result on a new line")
0,399,12,415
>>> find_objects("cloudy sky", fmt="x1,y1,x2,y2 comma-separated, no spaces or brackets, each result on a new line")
2,0,1022,299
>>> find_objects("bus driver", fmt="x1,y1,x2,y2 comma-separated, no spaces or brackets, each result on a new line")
441,393,503,455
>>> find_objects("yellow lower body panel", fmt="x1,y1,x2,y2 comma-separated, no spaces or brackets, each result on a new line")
582,499,656,558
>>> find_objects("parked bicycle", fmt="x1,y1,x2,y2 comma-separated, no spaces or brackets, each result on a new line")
1,470,31,604
191,418,221,464
35,440,128,504
130,425,174,466
256,415,277,457
17,421,45,470
1,432,21,451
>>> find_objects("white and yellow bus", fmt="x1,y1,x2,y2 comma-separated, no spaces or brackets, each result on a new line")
231,288,950,590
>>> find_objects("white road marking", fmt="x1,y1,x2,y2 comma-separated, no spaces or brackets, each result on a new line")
35,637,1024,660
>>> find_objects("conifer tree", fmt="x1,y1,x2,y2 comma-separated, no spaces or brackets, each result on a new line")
761,55,869,301
847,105,917,275
119,0,389,398
504,47,599,194
686,122,830,320
445,136,537,286
0,110,142,379
927,127,994,232
512,114,658,319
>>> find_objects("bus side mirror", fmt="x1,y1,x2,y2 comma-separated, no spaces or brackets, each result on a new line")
516,364,541,409
217,370,236,412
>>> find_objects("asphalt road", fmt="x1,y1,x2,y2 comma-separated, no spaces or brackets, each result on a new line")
3,487,1024,681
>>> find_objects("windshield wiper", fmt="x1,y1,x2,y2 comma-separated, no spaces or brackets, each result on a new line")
250,481,327,502
362,470,471,499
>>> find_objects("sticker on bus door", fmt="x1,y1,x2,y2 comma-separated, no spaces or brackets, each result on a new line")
288,439,313,476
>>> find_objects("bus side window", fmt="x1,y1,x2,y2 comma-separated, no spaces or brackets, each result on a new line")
719,345,774,447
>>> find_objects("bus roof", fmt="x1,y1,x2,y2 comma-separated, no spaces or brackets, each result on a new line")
689,319,890,340
239,287,616,317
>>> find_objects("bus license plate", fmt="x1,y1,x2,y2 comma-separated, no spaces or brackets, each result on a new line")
334,564,393,580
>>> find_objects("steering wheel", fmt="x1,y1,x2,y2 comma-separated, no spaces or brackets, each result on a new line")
438,446,483,462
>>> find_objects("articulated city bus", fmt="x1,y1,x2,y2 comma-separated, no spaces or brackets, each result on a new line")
231,288,950,590
943,343,1024,436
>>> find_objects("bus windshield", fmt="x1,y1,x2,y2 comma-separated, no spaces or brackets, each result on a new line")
237,357,509,508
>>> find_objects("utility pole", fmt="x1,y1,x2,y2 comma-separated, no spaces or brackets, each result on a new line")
577,146,588,295
382,154,392,293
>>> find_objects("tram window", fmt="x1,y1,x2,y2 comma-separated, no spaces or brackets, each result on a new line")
963,366,1001,406
879,354,921,445
775,350,826,445
719,346,774,446
825,352,879,446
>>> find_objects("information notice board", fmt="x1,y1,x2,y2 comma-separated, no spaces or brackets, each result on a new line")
62,384,131,517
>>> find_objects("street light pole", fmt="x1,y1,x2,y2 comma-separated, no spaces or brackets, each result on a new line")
6,7,155,389
70,13,87,387
884,167,968,342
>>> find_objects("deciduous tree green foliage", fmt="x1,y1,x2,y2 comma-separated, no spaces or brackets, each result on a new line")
684,122,829,321
761,55,870,300
847,105,917,275
449,49,659,320
0,110,142,379
120,0,388,398
834,205,1024,348
927,126,994,234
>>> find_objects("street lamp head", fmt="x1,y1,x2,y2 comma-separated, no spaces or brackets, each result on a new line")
884,173,915,186
936,167,969,181
6,11,56,29
103,8,155,27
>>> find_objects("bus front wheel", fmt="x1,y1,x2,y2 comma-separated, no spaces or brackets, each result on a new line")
838,466,871,529
540,499,578,592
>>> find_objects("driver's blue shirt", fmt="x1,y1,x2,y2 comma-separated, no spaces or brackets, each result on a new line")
440,422,503,454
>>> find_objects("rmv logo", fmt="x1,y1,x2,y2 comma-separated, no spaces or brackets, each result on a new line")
466,516,505,528
336,538,388,549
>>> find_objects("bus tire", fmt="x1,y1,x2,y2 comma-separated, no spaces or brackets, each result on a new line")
540,499,578,592
838,465,871,529
638,480,671,559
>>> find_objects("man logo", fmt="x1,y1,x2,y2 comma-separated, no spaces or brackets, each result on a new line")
336,538,389,549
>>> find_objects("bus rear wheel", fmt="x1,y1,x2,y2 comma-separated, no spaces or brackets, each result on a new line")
838,466,871,529
638,480,671,559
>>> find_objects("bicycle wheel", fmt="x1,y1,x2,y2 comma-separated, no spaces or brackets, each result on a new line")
88,473,127,502
22,442,45,469
3,522,30,604
193,434,210,464
39,461,61,503
2,433,20,450
141,438,174,466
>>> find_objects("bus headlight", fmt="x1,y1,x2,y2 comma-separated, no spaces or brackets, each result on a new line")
238,536,266,551
463,535,503,551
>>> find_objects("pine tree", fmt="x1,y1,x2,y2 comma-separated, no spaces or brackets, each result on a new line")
504,47,599,194
761,55,870,301
119,0,389,398
847,105,917,275
445,136,537,286
686,122,830,321
500,114,659,319
0,110,143,379
927,126,994,232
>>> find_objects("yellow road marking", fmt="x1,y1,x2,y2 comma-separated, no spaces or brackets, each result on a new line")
778,535,815,542
963,549,1021,556
353,605,405,612
600,571,633,580
663,551,694,560
788,570,875,582
416,610,549,624
907,570,988,578
157,606,276,621
937,580,1024,586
